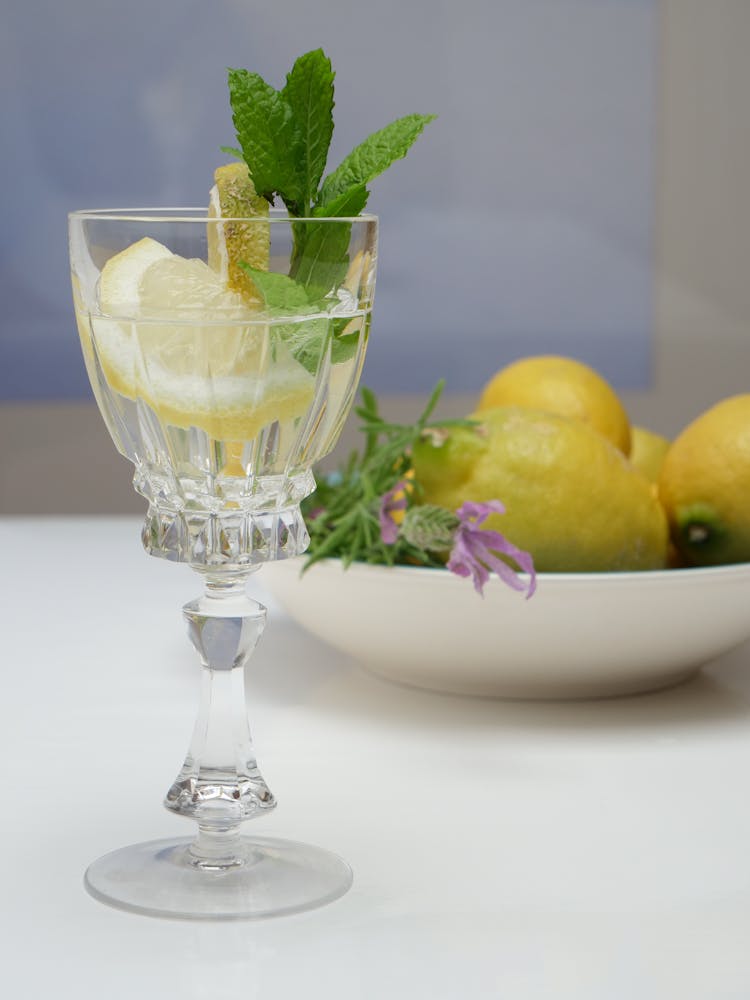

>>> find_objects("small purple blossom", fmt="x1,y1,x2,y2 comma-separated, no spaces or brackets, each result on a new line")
447,500,536,599
379,481,409,544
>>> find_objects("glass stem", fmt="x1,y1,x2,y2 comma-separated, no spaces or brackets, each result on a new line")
165,573,276,869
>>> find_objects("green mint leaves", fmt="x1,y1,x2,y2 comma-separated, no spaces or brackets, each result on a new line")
280,49,335,211
228,70,306,214
227,50,434,375
317,114,437,207
228,49,435,219
238,262,363,374
237,266,311,311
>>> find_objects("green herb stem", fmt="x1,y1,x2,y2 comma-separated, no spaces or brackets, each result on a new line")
302,383,476,570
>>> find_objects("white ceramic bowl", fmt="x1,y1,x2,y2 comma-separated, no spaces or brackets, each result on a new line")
262,558,750,699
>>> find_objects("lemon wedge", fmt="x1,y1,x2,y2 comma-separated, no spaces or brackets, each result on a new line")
207,162,270,305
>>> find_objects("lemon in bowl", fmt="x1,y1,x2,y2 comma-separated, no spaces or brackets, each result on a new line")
629,426,671,483
411,406,668,573
264,400,748,700
477,354,632,454
660,395,750,566
263,366,750,699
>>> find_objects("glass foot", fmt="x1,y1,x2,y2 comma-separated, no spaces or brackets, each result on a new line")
84,835,353,920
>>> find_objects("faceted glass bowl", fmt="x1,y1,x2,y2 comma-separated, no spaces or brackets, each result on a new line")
70,208,377,568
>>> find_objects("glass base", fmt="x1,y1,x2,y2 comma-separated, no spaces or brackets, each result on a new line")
84,835,353,920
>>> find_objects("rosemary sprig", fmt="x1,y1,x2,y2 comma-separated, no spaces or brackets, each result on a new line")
301,381,475,570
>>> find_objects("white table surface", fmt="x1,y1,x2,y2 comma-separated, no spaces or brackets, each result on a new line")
3,517,750,999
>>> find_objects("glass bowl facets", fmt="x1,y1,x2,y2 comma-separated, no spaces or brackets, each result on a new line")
70,209,377,568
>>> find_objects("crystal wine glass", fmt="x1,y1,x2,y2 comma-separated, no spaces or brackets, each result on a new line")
68,208,377,919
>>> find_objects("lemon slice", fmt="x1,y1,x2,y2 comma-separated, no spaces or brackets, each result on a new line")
88,237,314,441
90,237,176,401
99,236,173,315
139,254,251,319
208,162,270,305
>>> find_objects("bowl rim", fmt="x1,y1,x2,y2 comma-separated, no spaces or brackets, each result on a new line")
275,557,750,589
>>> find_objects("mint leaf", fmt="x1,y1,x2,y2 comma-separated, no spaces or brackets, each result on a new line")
237,266,310,312
239,264,327,372
317,113,436,208
291,225,348,293
228,68,304,212
238,264,365,374
219,145,243,159
282,49,335,210
280,317,333,374
290,189,366,287
290,185,370,291
311,183,369,219
330,315,368,365
282,316,365,378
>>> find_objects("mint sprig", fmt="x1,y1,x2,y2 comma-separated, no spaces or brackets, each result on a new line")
227,50,434,370
228,49,434,220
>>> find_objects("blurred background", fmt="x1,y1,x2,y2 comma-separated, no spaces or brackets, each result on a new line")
1,0,749,514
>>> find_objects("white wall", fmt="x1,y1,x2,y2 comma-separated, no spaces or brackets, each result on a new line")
648,0,750,434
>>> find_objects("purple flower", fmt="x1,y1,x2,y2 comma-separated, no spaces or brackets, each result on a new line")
379,481,409,544
447,500,536,599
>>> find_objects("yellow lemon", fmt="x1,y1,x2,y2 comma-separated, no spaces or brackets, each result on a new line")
477,355,631,454
412,406,668,572
629,426,670,483
659,395,750,566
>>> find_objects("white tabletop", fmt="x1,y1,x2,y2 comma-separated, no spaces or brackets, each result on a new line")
3,517,750,999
